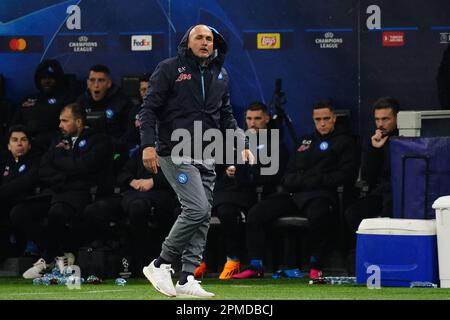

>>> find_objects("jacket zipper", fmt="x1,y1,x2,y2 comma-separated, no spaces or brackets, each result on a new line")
200,66,206,102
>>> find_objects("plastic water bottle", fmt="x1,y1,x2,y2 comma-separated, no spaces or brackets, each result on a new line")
86,275,101,284
309,278,327,285
51,267,60,276
115,278,127,286
41,276,50,286
325,276,357,285
410,281,438,288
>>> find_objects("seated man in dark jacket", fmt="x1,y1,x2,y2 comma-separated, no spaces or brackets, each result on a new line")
232,100,359,280
122,72,152,155
77,64,134,173
344,97,399,247
22,103,113,279
11,59,74,153
195,102,289,279
1,125,41,259
117,146,178,274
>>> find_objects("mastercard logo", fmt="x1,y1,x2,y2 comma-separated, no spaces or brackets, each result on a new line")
9,38,27,51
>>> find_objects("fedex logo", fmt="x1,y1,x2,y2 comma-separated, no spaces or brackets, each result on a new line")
131,35,152,51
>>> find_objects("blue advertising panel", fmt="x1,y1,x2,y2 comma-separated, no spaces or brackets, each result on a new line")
1,0,447,143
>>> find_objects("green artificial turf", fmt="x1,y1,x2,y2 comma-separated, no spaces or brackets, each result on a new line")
0,277,449,300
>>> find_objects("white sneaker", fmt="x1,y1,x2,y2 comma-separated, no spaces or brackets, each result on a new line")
55,252,75,274
175,275,215,298
23,258,47,279
64,252,76,266
143,259,176,297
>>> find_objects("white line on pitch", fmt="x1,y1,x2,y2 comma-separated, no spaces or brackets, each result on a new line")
5,289,137,296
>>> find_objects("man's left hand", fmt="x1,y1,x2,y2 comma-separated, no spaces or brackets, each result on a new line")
138,178,154,192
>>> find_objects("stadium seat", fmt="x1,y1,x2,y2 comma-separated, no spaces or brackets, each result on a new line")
0,257,35,277
271,183,359,274
121,75,141,106
272,216,310,271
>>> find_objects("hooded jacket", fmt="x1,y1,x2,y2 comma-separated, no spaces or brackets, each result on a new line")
12,59,72,151
34,59,65,92
139,25,244,156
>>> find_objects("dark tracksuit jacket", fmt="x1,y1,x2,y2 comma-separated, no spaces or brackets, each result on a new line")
213,132,290,211
138,26,246,156
39,127,113,208
117,147,178,214
77,85,134,155
12,60,73,152
283,125,359,210
138,26,247,272
361,128,399,217
0,151,41,258
0,151,41,211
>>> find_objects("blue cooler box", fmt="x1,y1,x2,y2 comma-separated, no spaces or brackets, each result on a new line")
356,218,438,287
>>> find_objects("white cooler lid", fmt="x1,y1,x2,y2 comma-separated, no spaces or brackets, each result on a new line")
356,218,436,235
432,196,450,209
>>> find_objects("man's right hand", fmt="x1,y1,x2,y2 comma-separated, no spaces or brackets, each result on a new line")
130,179,140,190
142,146,159,173
371,129,389,148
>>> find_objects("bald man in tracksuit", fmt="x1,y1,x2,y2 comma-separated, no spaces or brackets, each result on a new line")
139,24,253,297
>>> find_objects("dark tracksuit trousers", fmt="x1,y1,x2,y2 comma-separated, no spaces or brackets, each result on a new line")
215,203,246,258
121,192,176,269
46,192,90,259
9,191,90,261
82,195,123,246
344,194,386,248
9,196,50,255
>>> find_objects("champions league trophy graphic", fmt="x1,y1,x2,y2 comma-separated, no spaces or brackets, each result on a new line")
119,258,132,279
